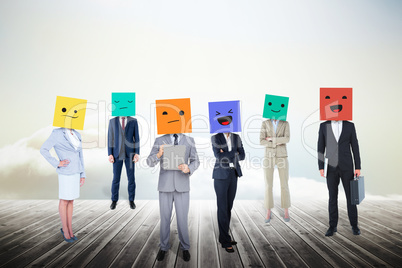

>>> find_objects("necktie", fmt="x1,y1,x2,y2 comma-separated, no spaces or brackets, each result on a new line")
122,117,125,130
174,134,178,145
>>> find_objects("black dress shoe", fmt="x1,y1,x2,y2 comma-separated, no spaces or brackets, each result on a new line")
130,201,136,209
231,240,237,245
325,227,337,237
110,201,117,210
183,250,191,262
352,226,361,235
157,249,166,261
225,247,235,253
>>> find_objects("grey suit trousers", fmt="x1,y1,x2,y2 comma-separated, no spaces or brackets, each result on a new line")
159,191,190,251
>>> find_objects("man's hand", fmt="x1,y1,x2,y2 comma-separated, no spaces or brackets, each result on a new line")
58,159,70,167
355,169,361,177
178,164,190,173
133,154,140,163
265,137,272,142
157,145,165,159
220,149,224,153
319,169,325,177
80,177,85,187
108,155,114,163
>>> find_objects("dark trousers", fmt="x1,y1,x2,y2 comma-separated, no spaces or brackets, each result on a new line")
111,157,136,202
326,166,358,228
214,168,238,248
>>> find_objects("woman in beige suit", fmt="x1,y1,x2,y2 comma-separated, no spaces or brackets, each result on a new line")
260,119,291,222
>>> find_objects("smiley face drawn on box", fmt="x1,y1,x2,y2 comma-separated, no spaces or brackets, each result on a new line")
262,94,289,121
208,100,241,133
112,92,136,116
155,98,192,135
53,96,87,130
320,88,352,120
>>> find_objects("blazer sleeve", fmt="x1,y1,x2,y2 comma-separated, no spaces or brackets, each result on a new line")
79,148,86,178
40,130,60,168
107,119,114,156
273,121,290,145
260,121,273,147
350,123,361,170
317,123,326,170
236,135,245,161
146,138,161,167
133,119,140,155
187,137,200,176
211,135,235,161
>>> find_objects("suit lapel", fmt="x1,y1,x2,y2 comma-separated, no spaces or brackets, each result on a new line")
338,121,346,142
63,128,76,150
276,120,284,137
326,121,337,144
267,120,275,137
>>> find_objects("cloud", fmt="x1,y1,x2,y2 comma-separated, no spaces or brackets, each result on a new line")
0,126,400,202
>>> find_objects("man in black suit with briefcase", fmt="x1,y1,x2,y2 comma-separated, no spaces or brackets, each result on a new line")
317,88,362,237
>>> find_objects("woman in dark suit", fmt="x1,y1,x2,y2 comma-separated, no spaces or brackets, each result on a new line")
211,132,245,253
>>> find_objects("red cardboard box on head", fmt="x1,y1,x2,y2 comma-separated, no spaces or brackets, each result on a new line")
320,88,353,121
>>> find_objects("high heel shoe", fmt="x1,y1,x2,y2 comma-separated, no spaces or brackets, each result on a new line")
60,228,74,243
265,213,272,223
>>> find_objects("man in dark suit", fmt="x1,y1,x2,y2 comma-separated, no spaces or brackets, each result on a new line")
108,116,140,210
317,120,361,236
211,132,245,252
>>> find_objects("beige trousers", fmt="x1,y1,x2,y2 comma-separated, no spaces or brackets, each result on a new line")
263,157,291,209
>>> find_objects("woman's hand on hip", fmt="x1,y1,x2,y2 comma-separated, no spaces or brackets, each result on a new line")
58,159,70,167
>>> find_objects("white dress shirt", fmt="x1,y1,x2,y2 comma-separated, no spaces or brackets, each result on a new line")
68,129,81,150
272,120,279,133
224,133,232,152
331,120,343,142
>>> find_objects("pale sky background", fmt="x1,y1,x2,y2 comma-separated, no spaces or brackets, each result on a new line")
1,0,402,199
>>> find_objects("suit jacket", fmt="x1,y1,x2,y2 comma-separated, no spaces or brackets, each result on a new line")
40,128,86,177
146,134,200,192
108,117,140,159
260,119,290,158
317,120,361,171
211,133,245,180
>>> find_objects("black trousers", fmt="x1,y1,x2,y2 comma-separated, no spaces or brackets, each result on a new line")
214,168,238,248
326,166,358,228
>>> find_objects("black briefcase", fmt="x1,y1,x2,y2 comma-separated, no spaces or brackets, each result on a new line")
350,176,365,205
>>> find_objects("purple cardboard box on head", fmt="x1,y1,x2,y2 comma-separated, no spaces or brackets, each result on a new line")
208,100,241,133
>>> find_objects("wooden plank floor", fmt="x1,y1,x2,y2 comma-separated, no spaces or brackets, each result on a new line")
0,199,401,268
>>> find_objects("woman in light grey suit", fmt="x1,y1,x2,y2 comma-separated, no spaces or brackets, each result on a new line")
40,128,86,243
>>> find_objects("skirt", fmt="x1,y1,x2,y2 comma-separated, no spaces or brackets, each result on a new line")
58,173,80,200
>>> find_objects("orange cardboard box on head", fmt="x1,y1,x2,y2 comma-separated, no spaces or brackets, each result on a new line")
320,88,353,121
155,98,192,135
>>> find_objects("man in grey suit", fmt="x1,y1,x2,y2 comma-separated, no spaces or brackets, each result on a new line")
147,133,200,262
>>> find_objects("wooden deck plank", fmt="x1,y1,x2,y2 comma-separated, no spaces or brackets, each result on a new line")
0,200,96,251
198,200,220,268
175,200,200,268
230,204,265,267
1,200,113,267
210,200,243,268
281,200,370,267
294,200,393,267
84,201,155,267
308,200,402,267
268,200,354,268
236,200,300,267
107,202,160,267
0,200,400,268
52,202,146,267
0,200,48,218
248,200,331,268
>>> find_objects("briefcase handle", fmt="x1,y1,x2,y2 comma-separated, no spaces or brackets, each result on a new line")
354,175,363,180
